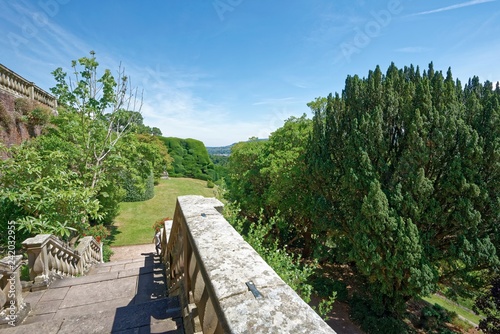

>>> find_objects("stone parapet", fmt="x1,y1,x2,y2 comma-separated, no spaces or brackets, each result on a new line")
163,195,336,334
0,64,57,109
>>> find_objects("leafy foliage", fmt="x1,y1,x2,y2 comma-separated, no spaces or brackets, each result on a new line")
50,51,143,191
152,217,170,233
475,275,500,333
160,137,214,180
0,101,14,131
227,138,270,220
420,303,451,331
83,224,110,241
349,293,410,334
0,143,99,239
0,52,167,246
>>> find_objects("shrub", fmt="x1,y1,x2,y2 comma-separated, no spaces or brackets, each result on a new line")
312,277,348,302
0,101,14,131
84,224,110,242
102,243,114,262
350,293,410,334
207,180,215,188
28,106,51,126
152,217,171,232
121,170,155,202
420,303,451,330
475,275,500,334
14,98,33,115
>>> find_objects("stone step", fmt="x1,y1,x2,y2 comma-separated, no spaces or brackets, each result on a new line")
86,256,162,277
1,296,183,334
4,252,183,333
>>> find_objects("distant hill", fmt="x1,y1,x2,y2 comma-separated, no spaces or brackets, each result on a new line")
207,139,268,156
159,137,214,180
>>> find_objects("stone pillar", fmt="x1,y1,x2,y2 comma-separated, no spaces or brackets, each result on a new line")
22,234,51,291
0,255,30,327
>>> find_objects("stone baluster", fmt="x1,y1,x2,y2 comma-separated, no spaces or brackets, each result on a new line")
0,274,6,310
0,255,30,326
23,234,102,289
0,64,57,109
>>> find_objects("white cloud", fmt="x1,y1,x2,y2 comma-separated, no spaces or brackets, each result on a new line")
412,0,496,16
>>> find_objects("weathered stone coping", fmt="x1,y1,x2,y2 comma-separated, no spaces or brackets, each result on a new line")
164,195,336,333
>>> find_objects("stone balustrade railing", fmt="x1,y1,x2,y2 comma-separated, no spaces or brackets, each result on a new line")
0,255,30,326
161,195,336,334
0,64,57,109
22,234,102,290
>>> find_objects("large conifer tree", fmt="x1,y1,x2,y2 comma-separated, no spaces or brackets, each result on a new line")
308,63,500,315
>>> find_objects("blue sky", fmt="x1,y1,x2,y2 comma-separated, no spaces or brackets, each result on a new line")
1,0,499,146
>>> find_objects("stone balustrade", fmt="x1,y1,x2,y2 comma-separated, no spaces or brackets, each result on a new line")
22,234,102,290
0,255,30,326
162,195,336,334
0,64,57,109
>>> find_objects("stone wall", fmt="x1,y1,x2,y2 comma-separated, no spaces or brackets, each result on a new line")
0,64,57,152
164,195,336,333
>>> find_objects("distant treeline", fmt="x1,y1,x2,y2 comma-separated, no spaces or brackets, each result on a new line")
206,144,233,156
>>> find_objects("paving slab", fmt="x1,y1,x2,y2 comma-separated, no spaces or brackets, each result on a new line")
11,246,183,333
0,320,63,334
49,271,119,288
23,290,44,306
39,287,69,302
52,297,132,320
21,312,55,325
31,299,63,315
59,275,137,309
54,297,182,334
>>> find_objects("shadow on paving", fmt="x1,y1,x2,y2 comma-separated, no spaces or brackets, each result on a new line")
111,253,183,333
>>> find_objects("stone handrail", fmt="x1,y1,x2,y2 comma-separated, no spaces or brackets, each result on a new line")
0,64,57,109
22,234,102,290
161,195,336,334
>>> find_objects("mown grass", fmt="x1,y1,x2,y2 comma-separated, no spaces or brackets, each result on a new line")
111,178,216,246
422,294,482,325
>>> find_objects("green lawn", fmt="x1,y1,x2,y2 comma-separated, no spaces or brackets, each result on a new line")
422,294,483,325
110,178,216,246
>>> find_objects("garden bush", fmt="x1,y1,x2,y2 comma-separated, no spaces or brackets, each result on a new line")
0,101,14,132
350,293,410,334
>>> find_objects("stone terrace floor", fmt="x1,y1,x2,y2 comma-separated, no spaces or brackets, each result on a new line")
3,246,183,334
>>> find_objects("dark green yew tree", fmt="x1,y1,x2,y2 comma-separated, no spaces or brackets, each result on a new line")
308,63,500,314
